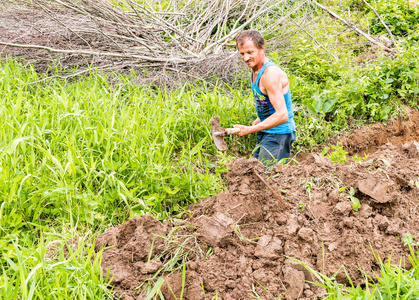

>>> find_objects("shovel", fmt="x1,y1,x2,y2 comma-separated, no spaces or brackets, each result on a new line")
210,116,241,151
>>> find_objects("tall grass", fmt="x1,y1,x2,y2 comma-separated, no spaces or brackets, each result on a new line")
1,232,113,299
0,60,255,298
0,61,255,224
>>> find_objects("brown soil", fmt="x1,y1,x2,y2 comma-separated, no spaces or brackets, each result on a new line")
294,110,419,163
334,110,419,156
96,139,419,299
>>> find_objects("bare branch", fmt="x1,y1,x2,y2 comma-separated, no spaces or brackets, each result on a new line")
362,0,396,46
311,0,393,52
0,41,192,63
2,0,398,83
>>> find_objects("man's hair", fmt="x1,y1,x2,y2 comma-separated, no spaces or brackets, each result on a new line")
236,30,264,49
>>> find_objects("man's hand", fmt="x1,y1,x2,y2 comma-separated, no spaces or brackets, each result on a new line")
252,117,260,126
233,124,254,137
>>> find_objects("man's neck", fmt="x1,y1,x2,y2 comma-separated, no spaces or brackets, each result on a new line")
252,57,269,74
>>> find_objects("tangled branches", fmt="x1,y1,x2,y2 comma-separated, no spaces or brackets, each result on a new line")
0,0,395,83
0,0,304,80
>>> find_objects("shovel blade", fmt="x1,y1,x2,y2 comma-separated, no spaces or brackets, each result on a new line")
210,116,228,151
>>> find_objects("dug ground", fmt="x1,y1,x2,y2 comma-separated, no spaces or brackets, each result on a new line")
95,112,419,299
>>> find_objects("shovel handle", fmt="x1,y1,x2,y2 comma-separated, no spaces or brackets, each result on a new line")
225,128,241,135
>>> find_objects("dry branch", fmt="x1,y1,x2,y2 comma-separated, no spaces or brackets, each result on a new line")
0,0,398,81
362,0,396,46
253,169,286,207
0,41,192,63
311,0,393,53
2,0,306,78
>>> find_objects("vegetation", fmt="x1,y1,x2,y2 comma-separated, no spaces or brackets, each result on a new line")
299,236,419,299
363,0,419,38
0,0,418,298
0,60,258,298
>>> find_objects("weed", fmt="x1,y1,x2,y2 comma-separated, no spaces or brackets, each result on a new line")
137,226,206,298
340,187,361,211
233,222,262,244
403,233,419,247
409,177,419,189
305,182,314,201
328,143,349,164
320,146,330,157
301,175,345,194
354,153,369,162
367,0,419,38
320,143,349,163
0,232,114,299
249,280,283,299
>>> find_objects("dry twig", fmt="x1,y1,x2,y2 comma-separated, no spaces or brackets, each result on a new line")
311,0,393,53
0,0,397,81
362,0,396,46
253,169,286,207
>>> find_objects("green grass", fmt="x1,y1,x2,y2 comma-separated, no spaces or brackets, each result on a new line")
0,229,113,299
294,241,419,299
0,60,256,224
0,60,257,298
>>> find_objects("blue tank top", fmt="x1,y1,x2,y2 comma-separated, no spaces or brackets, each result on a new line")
251,60,295,134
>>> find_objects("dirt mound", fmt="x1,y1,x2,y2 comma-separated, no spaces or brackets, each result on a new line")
96,141,419,300
336,110,419,156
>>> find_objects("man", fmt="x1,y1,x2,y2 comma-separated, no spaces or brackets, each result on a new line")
233,30,296,167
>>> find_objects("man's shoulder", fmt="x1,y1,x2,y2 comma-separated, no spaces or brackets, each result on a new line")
261,64,288,83
264,64,286,76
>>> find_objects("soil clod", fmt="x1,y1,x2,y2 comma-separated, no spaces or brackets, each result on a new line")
97,140,419,299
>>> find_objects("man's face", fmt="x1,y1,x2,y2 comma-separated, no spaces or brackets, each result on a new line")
237,39,264,69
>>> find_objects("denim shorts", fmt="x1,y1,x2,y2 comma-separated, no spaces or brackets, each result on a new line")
253,131,296,167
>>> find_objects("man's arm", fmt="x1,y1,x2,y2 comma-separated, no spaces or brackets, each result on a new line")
252,117,260,126
234,67,289,136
